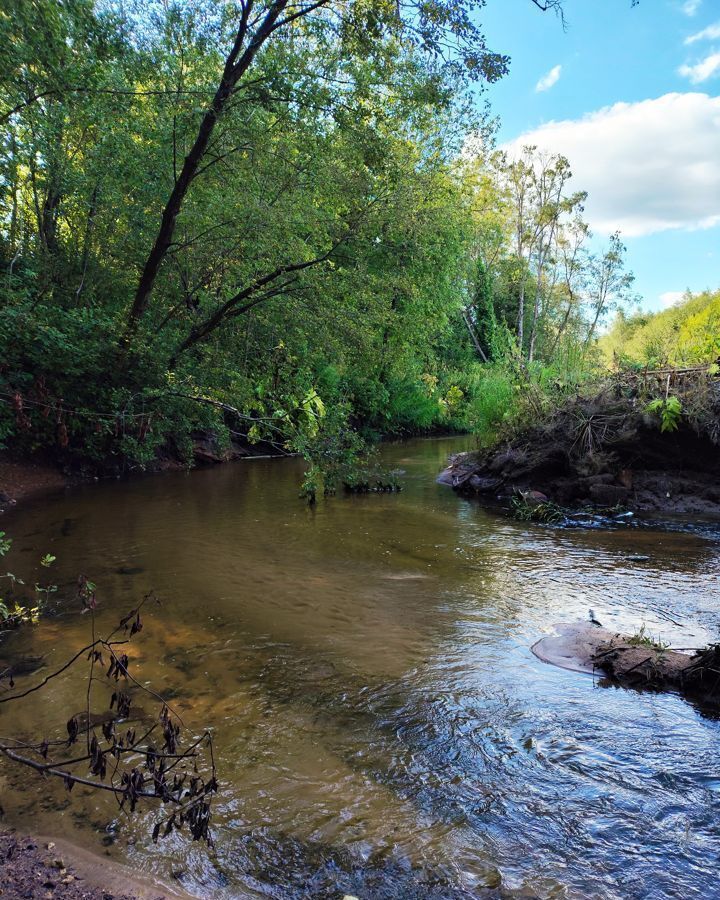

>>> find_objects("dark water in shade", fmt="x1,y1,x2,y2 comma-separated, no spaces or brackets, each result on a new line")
1,437,720,899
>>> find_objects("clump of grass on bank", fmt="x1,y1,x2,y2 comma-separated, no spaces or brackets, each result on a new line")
627,624,669,652
509,496,567,524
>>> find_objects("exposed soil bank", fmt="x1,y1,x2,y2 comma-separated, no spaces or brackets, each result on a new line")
439,372,720,517
0,830,183,899
533,623,720,706
439,445,720,517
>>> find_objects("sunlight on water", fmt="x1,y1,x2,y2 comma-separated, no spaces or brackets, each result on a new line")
1,437,719,899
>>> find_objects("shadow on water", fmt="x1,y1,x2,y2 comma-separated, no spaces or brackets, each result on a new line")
1,436,720,899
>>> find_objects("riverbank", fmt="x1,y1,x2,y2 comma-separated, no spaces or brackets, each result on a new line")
0,830,182,899
439,369,720,518
0,455,76,512
0,429,291,515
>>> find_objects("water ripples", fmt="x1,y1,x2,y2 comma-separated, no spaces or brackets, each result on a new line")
1,437,719,898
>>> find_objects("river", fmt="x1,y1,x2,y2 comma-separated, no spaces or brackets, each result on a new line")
1,437,719,899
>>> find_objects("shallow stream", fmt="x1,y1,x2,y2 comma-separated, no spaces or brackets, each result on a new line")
1,437,720,899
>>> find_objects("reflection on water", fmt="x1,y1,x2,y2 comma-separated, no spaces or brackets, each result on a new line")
1,437,720,899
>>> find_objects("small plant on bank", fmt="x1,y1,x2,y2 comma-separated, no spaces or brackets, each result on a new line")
510,496,567,525
0,533,56,628
645,396,682,433
627,624,669,652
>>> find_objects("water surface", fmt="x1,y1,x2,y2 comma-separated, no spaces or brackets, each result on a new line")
1,438,719,899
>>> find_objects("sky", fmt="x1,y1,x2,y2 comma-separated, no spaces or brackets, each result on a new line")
478,0,720,312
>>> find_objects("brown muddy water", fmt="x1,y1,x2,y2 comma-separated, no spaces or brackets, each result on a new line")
1,437,720,899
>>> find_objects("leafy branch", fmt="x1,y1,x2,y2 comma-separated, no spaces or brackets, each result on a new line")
0,577,218,846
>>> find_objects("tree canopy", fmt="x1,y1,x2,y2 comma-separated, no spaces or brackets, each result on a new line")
0,0,643,478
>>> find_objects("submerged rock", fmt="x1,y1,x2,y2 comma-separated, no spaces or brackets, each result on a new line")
0,655,45,678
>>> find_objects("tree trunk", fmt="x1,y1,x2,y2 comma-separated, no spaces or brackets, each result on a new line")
584,301,605,351
516,280,526,354
126,0,292,334
76,182,99,303
528,254,545,363
462,309,488,362
549,296,573,358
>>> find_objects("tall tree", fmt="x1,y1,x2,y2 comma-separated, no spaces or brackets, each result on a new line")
124,0,517,336
583,232,637,350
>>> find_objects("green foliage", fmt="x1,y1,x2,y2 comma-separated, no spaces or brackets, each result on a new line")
0,0,644,480
627,624,669,652
510,496,566,525
464,351,593,448
0,0,488,467
601,290,720,367
646,396,682,433
0,532,53,627
440,384,464,417
292,403,371,501
465,365,517,446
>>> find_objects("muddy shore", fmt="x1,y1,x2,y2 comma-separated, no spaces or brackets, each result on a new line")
0,455,76,512
439,450,720,517
0,429,288,515
0,830,187,899
439,418,720,519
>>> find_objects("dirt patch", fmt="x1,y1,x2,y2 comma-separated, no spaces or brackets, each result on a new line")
533,622,720,706
0,830,168,899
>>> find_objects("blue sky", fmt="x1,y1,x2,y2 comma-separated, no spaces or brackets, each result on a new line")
479,0,720,311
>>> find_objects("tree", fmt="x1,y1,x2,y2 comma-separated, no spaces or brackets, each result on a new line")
123,0,517,337
583,232,638,350
491,146,585,359
547,212,589,357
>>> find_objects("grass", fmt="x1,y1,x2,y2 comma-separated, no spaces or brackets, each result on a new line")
509,496,567,525
627,624,669,652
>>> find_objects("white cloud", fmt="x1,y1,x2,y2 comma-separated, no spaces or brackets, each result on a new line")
535,64,562,93
685,21,720,43
682,0,702,16
502,92,720,237
679,52,720,83
659,291,686,308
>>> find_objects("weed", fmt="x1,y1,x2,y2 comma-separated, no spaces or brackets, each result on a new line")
510,496,567,525
627,624,669,652
645,396,682,433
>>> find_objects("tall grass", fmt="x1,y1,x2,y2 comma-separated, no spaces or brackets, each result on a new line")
464,350,595,448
